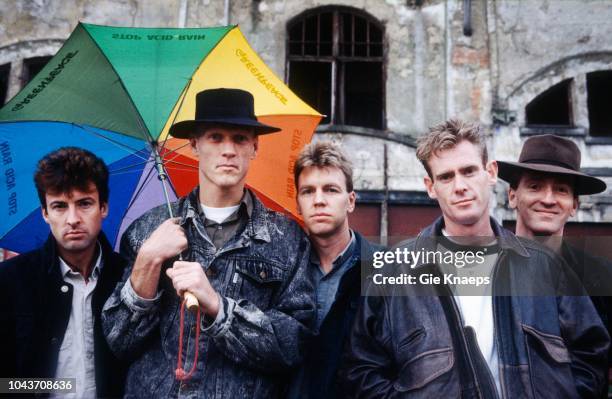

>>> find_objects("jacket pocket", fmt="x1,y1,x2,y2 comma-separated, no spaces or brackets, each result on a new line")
232,258,283,309
522,324,576,398
393,347,454,392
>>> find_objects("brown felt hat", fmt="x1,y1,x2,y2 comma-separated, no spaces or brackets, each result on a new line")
497,134,606,195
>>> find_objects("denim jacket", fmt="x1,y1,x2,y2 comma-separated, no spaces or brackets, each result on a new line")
102,188,315,398
342,217,609,398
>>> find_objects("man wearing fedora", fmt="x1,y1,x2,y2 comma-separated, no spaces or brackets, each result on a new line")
498,134,612,393
102,88,315,398
343,120,609,398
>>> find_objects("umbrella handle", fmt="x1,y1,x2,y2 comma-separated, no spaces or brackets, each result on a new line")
184,292,199,313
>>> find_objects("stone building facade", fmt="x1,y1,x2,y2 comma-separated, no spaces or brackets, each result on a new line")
1,0,611,242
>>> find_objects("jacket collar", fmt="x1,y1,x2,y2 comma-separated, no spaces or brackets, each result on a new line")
179,187,271,243
43,231,115,276
415,216,529,258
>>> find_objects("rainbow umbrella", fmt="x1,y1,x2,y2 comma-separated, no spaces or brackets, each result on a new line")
0,23,322,253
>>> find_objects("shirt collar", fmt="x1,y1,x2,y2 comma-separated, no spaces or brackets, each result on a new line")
58,242,103,280
311,230,357,268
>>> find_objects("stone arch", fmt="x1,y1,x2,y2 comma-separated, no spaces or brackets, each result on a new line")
503,51,612,126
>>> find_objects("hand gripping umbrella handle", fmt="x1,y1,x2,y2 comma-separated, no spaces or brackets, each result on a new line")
184,292,199,313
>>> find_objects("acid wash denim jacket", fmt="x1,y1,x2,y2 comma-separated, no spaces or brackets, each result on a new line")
101,188,315,399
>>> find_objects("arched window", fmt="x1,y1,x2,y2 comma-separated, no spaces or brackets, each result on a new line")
587,70,612,136
525,79,572,127
522,70,612,138
286,7,385,130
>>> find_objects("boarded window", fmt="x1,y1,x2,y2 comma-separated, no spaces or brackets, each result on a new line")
287,7,385,129
525,79,572,126
587,70,612,136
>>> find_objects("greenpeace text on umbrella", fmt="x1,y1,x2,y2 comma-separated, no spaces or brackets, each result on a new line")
235,49,288,105
11,51,79,112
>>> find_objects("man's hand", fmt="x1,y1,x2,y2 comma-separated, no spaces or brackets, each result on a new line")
166,261,220,317
130,218,188,299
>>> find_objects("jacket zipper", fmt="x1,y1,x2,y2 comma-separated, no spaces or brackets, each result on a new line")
439,280,485,399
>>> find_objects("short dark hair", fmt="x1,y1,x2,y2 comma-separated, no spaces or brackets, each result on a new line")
294,141,354,192
34,147,109,209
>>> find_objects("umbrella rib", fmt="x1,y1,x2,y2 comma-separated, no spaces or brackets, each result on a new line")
163,159,198,169
76,124,150,161
159,79,193,150
109,159,153,174
160,141,192,159
121,160,161,220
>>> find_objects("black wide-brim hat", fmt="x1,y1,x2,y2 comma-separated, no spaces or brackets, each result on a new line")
169,88,281,138
497,134,607,195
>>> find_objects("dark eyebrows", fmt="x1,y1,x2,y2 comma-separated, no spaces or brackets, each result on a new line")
435,171,454,181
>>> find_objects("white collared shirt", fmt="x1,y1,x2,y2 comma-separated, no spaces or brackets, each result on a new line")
52,245,102,399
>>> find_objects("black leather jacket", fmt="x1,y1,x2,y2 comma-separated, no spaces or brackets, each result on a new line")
342,217,609,398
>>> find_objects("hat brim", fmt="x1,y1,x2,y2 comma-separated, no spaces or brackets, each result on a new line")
169,118,281,138
497,161,607,195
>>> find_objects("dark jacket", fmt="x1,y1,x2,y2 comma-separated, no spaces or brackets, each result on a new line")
101,188,315,399
562,241,612,384
294,232,381,399
0,233,128,398
343,217,609,399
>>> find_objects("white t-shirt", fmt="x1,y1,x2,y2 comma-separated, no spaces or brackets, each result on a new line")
201,203,240,223
440,229,501,396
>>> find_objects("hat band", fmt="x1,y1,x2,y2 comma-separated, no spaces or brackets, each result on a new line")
196,105,254,119
522,158,578,172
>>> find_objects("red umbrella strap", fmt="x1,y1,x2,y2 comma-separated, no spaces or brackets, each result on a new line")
175,298,201,381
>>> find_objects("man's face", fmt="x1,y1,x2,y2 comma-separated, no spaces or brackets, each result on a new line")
508,171,578,236
42,183,107,256
190,126,258,190
296,166,356,238
424,140,497,230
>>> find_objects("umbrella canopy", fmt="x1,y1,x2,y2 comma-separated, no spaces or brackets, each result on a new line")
0,23,321,253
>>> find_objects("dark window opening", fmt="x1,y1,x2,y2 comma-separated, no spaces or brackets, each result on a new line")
22,56,52,87
344,62,383,128
525,79,572,126
587,70,612,136
0,63,9,105
287,7,385,130
288,61,332,124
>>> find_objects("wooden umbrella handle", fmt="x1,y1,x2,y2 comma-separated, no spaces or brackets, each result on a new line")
184,292,199,313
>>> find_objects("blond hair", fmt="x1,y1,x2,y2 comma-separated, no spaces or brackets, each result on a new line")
416,119,488,179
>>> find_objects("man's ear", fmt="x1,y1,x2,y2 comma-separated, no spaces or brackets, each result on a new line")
41,206,49,224
347,191,356,213
508,187,518,209
252,136,259,159
424,176,437,199
101,202,109,219
570,197,578,217
486,160,498,185
190,138,198,156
